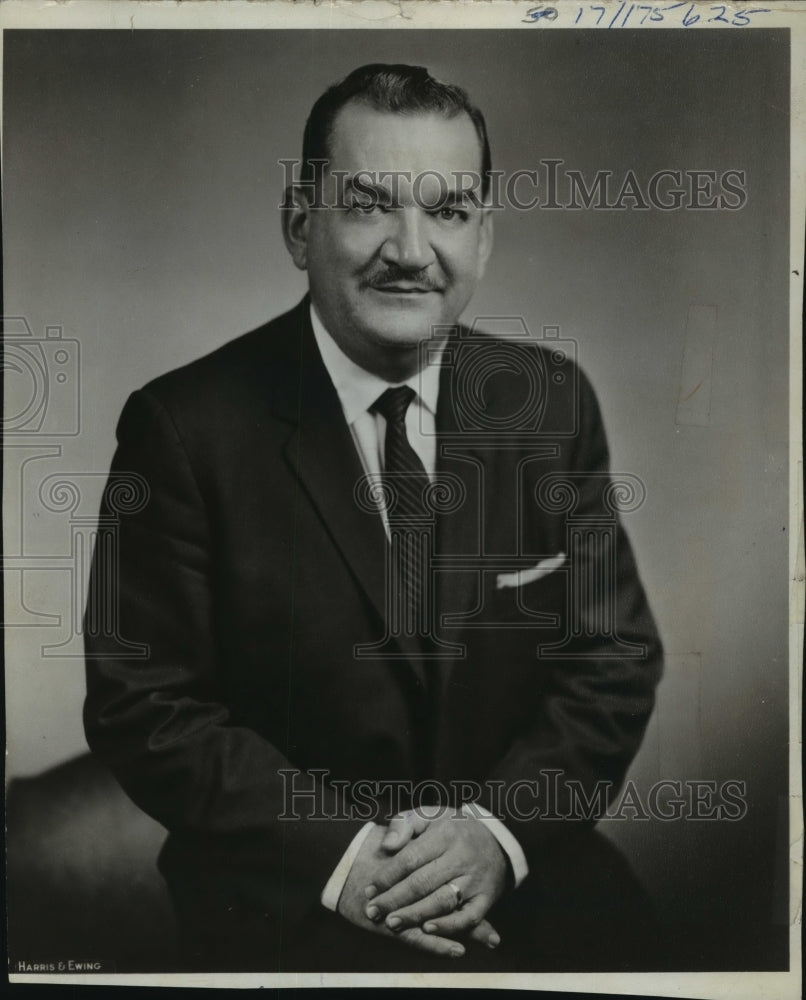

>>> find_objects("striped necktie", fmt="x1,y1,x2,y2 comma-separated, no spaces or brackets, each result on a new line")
371,385,432,642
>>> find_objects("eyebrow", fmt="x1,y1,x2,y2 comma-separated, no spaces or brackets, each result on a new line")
437,190,481,209
340,175,482,209
342,176,395,204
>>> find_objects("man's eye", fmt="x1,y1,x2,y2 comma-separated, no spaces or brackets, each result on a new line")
349,200,384,214
434,207,469,222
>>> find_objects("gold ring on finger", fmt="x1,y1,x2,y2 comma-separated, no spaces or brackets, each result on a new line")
446,882,463,909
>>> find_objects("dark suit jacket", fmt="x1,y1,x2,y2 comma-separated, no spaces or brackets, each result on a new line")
84,296,663,971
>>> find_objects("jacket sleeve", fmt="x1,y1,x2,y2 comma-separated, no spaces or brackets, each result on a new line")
83,388,367,932
477,369,664,864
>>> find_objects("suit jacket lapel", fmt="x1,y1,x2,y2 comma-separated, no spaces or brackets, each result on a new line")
276,301,427,680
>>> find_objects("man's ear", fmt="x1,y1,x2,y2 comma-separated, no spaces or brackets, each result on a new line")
476,209,494,282
281,185,311,271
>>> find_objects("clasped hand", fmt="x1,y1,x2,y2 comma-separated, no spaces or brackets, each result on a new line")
337,807,508,959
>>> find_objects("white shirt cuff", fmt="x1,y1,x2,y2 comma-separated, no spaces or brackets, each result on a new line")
461,802,529,888
320,822,376,912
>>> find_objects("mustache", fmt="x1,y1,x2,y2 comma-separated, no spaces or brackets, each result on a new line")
362,266,444,292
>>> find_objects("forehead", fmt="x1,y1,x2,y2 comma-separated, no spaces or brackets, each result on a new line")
327,102,483,180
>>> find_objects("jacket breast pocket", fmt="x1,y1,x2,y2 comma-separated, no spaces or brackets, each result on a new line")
489,564,567,628
444,563,568,631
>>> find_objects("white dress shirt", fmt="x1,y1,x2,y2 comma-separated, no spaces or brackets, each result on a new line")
310,302,441,531
309,304,529,911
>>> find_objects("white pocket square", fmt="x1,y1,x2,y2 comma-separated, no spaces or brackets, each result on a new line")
496,553,566,591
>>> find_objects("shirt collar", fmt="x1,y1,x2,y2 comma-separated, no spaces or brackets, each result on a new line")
309,302,443,426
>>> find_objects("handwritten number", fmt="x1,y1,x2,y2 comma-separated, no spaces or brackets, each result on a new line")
522,5,559,23
734,9,770,25
521,2,770,27
682,3,700,24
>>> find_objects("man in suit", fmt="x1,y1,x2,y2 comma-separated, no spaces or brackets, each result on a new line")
84,64,663,973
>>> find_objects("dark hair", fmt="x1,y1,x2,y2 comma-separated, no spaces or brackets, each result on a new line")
301,63,492,198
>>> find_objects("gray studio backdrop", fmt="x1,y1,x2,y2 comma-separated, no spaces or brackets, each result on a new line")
3,29,789,966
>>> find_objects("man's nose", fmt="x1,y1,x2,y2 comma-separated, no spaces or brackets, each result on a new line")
379,209,436,271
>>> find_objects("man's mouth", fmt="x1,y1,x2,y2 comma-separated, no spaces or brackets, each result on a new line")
371,283,439,294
